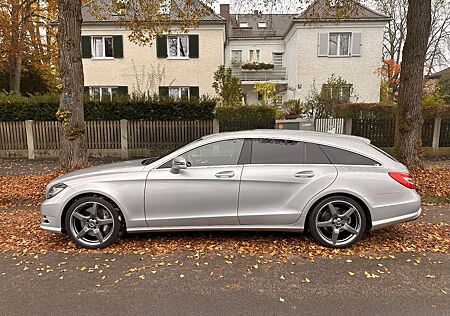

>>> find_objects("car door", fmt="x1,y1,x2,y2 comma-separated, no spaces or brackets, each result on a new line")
238,139,338,225
145,139,245,227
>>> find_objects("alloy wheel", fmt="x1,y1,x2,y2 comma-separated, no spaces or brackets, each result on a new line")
315,200,362,246
69,202,115,247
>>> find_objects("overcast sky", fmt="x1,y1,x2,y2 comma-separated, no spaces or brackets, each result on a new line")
211,0,378,14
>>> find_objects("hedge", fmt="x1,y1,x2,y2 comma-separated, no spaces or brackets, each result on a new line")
0,94,216,121
216,105,276,132
333,103,450,120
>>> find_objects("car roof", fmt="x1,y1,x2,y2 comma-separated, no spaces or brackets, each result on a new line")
203,130,371,149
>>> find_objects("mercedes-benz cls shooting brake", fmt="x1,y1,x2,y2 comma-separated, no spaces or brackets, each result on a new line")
40,130,421,249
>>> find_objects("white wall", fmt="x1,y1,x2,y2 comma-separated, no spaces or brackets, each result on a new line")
285,22,385,103
82,24,226,96
225,39,285,65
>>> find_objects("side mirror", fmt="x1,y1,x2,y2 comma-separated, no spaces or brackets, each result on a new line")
170,156,187,174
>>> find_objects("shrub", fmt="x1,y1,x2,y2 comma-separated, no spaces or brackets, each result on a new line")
241,62,275,71
0,93,217,121
334,103,450,120
216,105,276,131
438,73,450,104
281,99,306,119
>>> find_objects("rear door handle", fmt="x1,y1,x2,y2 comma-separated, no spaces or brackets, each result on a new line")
215,171,235,178
295,171,315,178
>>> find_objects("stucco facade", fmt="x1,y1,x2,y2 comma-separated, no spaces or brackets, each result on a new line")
82,24,226,97
285,22,385,103
81,1,389,104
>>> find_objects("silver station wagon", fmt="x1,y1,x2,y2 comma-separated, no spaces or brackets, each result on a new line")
40,130,421,249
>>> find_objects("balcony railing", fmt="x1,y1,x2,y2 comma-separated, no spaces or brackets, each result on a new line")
231,67,288,83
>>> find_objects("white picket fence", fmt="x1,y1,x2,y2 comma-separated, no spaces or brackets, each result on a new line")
315,118,345,134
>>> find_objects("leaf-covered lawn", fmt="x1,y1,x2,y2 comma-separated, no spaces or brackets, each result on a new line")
0,165,449,257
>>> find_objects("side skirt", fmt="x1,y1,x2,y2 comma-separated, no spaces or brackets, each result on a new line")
127,225,304,234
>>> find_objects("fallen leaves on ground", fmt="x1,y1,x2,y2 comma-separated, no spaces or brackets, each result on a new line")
412,166,450,198
0,210,448,259
0,172,62,207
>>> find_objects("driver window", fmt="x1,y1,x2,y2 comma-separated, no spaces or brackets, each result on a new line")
183,139,244,167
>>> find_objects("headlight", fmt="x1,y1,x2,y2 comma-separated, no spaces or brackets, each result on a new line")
47,183,67,199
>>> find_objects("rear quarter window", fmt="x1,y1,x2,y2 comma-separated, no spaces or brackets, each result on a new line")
320,145,380,166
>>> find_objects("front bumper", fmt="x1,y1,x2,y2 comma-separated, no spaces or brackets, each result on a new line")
40,186,76,234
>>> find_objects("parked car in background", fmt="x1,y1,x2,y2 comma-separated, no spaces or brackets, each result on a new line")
40,130,421,249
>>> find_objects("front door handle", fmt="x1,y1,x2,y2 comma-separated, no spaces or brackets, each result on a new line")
295,171,315,178
215,171,235,178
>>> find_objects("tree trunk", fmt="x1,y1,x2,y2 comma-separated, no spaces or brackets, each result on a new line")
9,3,21,93
394,0,431,168
57,0,87,169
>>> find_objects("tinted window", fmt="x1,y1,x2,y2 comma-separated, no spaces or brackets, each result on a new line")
183,139,244,167
305,143,330,164
251,139,304,164
320,145,379,166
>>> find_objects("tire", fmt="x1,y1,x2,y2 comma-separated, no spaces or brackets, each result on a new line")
65,196,121,249
308,196,366,248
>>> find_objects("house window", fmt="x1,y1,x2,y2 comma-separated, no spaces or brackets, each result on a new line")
329,33,351,56
90,87,118,101
169,87,190,99
257,22,267,28
239,22,249,28
168,35,189,58
322,84,352,101
92,36,114,58
272,53,283,67
249,49,260,62
231,50,242,64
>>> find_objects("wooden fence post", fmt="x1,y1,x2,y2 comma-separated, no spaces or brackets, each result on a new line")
25,120,35,159
344,118,353,135
432,117,442,149
120,119,129,160
213,119,220,134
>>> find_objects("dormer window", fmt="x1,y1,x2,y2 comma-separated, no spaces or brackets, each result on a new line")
257,22,267,28
239,22,249,28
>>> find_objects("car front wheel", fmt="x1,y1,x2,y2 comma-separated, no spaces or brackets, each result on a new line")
308,196,366,248
65,196,121,249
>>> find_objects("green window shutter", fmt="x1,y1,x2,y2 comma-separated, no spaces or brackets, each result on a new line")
159,86,169,98
189,35,199,58
189,86,199,99
113,35,124,58
81,36,92,58
84,86,90,95
117,86,128,95
156,35,167,58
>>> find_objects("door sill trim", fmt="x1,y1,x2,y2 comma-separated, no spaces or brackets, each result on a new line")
127,225,304,233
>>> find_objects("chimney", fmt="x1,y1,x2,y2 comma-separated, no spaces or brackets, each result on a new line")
220,4,230,19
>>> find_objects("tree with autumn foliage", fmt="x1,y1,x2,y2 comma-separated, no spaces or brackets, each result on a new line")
0,0,58,93
56,0,215,168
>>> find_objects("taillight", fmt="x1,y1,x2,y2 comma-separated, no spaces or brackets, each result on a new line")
388,172,416,189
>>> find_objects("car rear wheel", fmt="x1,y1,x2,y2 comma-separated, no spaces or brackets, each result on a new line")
308,196,366,248
65,196,121,249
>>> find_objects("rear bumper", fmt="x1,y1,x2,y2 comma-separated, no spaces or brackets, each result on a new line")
371,207,421,231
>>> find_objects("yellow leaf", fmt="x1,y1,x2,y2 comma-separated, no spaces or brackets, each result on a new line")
348,272,355,276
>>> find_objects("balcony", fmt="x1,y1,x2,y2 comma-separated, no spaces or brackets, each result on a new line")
231,67,288,84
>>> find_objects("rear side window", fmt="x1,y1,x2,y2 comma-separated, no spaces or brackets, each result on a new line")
251,139,304,164
320,145,380,166
305,143,330,164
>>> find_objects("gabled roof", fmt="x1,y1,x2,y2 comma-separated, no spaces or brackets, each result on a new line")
227,14,296,39
81,0,225,25
225,0,389,40
427,67,450,79
295,0,390,22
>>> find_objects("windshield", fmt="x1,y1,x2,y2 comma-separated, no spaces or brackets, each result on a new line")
141,138,203,165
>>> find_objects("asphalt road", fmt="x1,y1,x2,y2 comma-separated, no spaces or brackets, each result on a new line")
1,247,449,315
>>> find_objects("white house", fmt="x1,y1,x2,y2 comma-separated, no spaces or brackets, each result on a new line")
81,0,389,104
